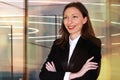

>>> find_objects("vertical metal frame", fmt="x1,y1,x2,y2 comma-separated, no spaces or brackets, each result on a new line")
55,15,58,39
106,0,111,55
23,0,28,80
10,25,13,80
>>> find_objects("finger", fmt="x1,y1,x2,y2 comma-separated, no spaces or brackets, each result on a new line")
46,62,53,70
83,62,98,69
46,63,52,70
51,61,56,71
85,62,98,68
46,64,51,71
47,62,53,68
87,67,98,70
90,64,98,68
91,65,98,68
87,62,98,65
45,62,56,72
46,65,50,71
51,61,55,67
46,65,54,71
86,56,94,63
84,64,98,71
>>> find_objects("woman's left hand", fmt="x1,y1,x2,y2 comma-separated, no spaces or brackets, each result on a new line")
69,56,98,79
45,61,56,72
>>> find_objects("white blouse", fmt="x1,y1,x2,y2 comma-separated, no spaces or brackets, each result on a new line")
64,35,80,80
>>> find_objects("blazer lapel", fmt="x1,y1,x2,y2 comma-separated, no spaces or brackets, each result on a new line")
68,37,87,71
61,42,70,71
69,37,83,62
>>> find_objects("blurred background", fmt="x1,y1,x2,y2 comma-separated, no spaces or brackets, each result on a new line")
0,0,120,80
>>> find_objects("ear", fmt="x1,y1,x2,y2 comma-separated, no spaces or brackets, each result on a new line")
83,17,87,24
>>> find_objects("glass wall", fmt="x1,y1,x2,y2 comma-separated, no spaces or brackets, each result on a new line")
0,0,119,80
110,0,120,80
27,0,120,80
0,25,12,80
0,0,24,80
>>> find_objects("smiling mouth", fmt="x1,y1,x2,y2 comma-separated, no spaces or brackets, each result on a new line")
68,26,75,30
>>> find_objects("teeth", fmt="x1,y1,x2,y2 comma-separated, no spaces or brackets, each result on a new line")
68,26,74,28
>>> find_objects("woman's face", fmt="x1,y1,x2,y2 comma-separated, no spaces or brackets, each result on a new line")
63,7,87,37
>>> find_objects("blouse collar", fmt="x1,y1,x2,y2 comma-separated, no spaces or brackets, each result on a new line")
69,35,80,46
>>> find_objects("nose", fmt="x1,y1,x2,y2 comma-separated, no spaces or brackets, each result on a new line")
67,18,72,24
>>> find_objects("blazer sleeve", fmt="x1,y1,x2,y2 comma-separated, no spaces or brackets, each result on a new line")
73,38,102,80
39,41,65,80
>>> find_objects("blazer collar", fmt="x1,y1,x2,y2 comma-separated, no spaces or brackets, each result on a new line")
68,37,86,67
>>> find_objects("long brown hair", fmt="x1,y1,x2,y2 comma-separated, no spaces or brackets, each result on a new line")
56,2,95,46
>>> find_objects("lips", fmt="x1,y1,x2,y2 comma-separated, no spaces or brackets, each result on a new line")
68,26,75,30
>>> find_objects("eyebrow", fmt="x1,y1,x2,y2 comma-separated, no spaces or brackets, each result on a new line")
64,13,79,16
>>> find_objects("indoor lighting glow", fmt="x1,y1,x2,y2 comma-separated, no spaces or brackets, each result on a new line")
0,15,23,17
0,0,23,2
29,35,60,39
111,21,120,25
91,19,105,22
29,15,62,18
0,25,11,28
35,39,55,42
111,33,120,36
28,1,70,4
28,21,61,25
84,3,105,6
111,4,120,7
0,20,23,23
28,27,39,34
8,27,39,36
112,43,120,45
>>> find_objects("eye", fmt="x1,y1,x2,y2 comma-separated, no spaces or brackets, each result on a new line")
73,16,78,18
63,16,67,19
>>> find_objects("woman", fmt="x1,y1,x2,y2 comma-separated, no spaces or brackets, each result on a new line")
39,2,101,80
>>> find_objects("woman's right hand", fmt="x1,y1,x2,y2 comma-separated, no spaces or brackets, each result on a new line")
45,61,56,72
69,56,98,79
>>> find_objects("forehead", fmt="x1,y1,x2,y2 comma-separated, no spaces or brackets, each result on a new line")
64,7,81,13
64,7,82,15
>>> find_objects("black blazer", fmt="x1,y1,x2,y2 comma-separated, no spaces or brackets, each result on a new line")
39,37,101,80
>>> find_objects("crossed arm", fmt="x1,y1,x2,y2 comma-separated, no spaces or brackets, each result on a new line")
45,56,98,80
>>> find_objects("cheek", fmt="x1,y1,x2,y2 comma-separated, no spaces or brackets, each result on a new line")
63,21,67,28
63,22,67,29
77,22,84,29
63,20,65,24
63,20,67,25
76,21,83,26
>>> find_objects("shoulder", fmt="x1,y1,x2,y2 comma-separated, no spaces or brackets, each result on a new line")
52,39,61,47
86,37,101,48
53,38,68,49
53,39,60,45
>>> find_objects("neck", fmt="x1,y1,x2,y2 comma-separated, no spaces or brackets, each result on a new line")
69,34,80,40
